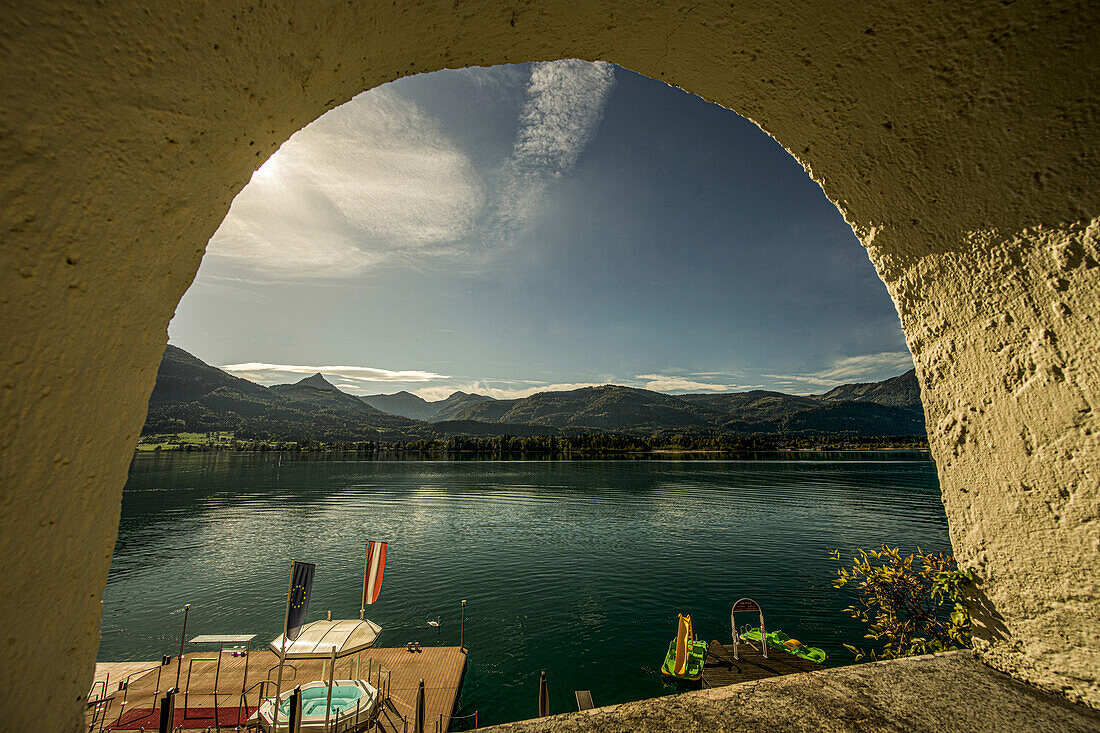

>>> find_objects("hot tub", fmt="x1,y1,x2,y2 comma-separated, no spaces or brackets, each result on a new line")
255,679,379,732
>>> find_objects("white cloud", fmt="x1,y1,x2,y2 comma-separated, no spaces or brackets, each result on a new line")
413,380,607,402
634,374,743,392
220,362,450,385
215,360,745,400
763,351,914,391
418,372,749,401
215,354,911,401
405,386,465,402
206,88,484,278
216,358,910,401
490,60,616,241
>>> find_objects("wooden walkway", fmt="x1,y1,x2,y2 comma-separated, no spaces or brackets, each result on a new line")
700,639,823,688
86,646,467,732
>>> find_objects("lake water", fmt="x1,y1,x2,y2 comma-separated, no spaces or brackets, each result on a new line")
102,452,948,726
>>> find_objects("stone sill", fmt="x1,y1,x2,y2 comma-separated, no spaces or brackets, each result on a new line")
481,650,1100,732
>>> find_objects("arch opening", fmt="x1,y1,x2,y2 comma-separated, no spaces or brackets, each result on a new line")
1,4,1097,729
113,62,943,726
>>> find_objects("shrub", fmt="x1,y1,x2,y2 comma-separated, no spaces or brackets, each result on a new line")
829,545,976,660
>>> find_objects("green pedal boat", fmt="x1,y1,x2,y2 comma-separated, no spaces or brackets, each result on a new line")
740,627,827,663
662,613,708,682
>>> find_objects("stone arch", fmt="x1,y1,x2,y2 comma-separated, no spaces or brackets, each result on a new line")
1,2,1096,729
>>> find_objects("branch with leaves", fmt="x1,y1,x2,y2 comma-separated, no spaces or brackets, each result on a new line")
829,545,976,661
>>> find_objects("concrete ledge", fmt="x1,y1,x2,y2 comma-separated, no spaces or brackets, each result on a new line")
482,651,1100,732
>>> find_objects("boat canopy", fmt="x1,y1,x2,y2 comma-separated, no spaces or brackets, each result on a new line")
269,618,382,659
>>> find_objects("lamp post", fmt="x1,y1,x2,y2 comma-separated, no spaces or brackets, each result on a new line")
460,600,467,651
175,604,190,689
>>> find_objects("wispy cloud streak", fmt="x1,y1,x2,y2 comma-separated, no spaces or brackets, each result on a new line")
489,60,616,242
764,351,914,391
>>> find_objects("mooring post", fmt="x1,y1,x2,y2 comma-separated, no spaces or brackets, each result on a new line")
158,687,176,733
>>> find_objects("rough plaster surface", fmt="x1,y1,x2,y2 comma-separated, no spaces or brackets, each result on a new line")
0,1,1096,729
479,651,1100,733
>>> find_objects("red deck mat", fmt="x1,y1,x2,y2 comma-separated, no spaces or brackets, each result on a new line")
107,705,257,730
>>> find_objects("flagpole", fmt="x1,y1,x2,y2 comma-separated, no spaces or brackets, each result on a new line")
323,644,336,732
273,559,294,733
360,540,368,621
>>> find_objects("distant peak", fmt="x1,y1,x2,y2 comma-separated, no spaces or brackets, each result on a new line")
297,372,335,389
442,390,495,402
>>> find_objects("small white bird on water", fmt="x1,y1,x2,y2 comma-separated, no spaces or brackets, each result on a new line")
427,616,441,628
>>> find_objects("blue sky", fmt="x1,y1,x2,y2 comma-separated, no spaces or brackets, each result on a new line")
168,61,911,400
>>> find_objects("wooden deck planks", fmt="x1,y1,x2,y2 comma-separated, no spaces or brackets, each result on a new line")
700,639,823,688
88,662,160,702
87,646,467,731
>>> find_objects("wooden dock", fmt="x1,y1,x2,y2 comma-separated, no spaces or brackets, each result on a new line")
700,639,823,688
86,646,467,732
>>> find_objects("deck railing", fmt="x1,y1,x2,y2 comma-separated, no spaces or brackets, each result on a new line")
100,663,169,730
238,677,276,727
447,709,480,731
383,691,475,733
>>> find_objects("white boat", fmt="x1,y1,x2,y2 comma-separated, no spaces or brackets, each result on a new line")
255,679,379,732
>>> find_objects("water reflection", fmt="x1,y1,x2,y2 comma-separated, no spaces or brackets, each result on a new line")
104,453,947,726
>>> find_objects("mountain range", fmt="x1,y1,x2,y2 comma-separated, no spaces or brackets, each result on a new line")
143,345,925,441
360,390,495,422
144,346,424,442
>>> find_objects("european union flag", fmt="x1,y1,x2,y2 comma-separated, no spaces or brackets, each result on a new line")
285,560,315,641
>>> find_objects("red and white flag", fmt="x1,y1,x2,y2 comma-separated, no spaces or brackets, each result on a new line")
363,540,387,605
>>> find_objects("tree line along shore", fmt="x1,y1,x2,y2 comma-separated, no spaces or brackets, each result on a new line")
136,432,930,455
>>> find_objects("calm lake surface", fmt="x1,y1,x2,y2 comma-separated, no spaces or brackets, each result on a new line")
102,452,948,726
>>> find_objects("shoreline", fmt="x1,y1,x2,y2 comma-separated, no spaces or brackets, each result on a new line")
135,431,929,456
132,446,933,460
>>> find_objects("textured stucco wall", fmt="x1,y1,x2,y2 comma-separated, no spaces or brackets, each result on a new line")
1,1,1096,729
479,651,1100,732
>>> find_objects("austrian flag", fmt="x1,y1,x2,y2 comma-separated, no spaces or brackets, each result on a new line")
363,540,387,605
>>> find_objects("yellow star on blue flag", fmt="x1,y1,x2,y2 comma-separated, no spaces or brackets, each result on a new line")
285,560,315,641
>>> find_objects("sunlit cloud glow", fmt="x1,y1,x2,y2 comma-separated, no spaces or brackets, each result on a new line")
204,61,616,279
206,89,484,278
